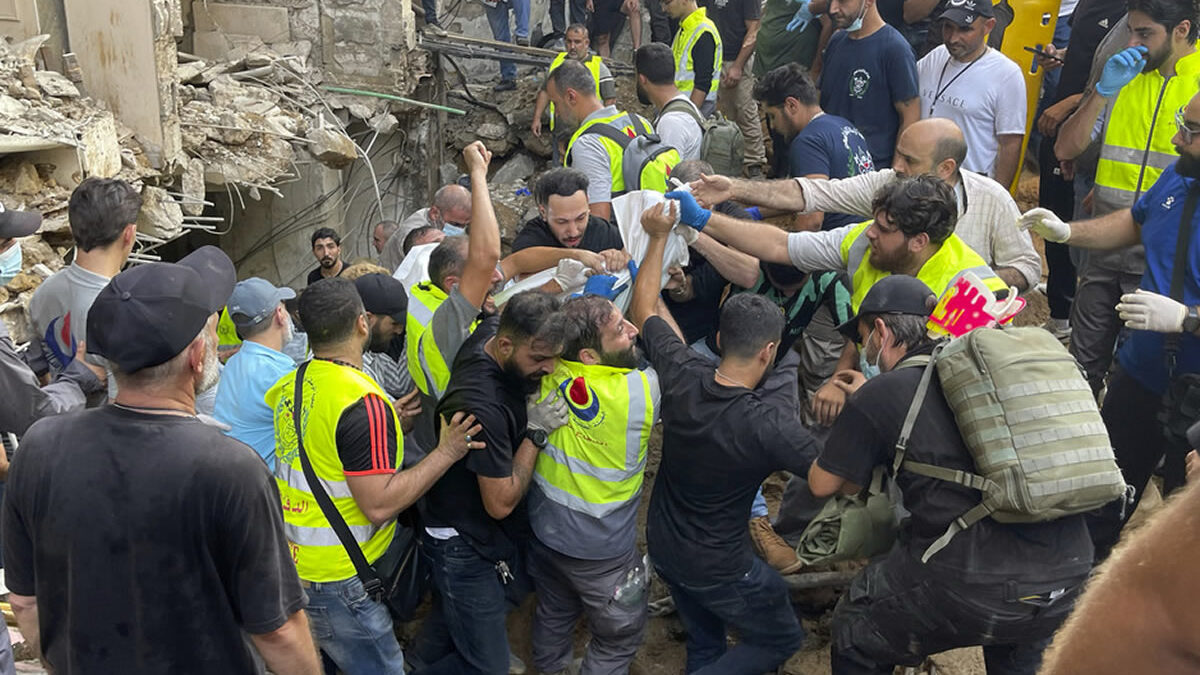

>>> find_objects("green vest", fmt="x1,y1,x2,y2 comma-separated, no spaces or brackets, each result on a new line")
1095,49,1200,215
548,52,605,132
837,220,1007,311
671,8,722,105
267,360,400,582
217,307,243,350
531,360,660,557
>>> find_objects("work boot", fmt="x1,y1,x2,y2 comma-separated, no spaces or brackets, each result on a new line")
749,516,804,574
494,79,517,92
424,22,448,36
516,36,531,47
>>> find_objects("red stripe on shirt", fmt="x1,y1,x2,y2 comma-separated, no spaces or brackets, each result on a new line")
364,394,387,471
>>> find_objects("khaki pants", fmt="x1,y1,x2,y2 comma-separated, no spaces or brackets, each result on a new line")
716,54,767,170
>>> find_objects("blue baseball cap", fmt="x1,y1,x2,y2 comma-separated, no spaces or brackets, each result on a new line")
227,277,297,331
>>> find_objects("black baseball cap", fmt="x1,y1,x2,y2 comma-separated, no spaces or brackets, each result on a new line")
354,273,408,322
0,201,41,239
837,275,936,341
88,246,236,372
938,0,994,27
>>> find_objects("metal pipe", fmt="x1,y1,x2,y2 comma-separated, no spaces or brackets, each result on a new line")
321,85,467,116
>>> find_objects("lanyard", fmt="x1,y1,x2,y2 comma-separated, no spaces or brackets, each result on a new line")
929,50,987,116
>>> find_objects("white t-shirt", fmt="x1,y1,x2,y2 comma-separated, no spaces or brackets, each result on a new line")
917,46,1027,177
655,94,704,161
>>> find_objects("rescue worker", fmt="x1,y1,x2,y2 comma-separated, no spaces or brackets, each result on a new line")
546,60,672,221
267,277,482,673
405,142,505,460
1053,0,1200,395
666,0,723,117
532,24,618,162
527,295,661,675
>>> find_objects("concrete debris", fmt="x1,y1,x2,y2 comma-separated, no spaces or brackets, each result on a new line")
492,152,536,186
136,186,183,241
34,71,80,99
306,127,358,169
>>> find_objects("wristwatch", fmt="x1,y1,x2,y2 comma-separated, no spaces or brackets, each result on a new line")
1184,306,1200,334
525,428,549,450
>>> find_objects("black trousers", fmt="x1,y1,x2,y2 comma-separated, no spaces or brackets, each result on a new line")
831,549,1083,675
1088,369,1184,560
1038,138,1076,320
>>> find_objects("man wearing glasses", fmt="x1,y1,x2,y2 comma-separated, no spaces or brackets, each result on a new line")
1022,90,1200,561
380,183,474,273
1047,0,1200,399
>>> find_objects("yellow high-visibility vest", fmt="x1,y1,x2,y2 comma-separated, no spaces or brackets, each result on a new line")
548,52,605,132
217,307,242,350
267,360,400,582
1094,49,1200,214
837,220,1008,311
405,283,480,399
564,109,660,195
671,8,722,105
531,359,660,555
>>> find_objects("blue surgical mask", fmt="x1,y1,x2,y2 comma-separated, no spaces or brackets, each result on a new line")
0,242,21,286
858,328,881,379
846,0,867,32
443,223,467,237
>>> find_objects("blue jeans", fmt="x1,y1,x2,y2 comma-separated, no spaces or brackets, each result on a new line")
656,558,804,673
410,534,530,674
485,0,531,81
304,576,405,675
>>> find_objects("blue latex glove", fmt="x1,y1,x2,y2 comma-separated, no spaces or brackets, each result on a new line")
626,259,639,284
664,190,712,230
1096,46,1147,98
786,0,813,32
745,206,763,220
577,274,621,300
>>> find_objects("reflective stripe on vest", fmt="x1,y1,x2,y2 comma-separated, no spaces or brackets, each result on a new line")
837,220,1008,311
406,283,446,397
266,360,399,582
532,360,660,519
1095,49,1200,214
565,110,647,195
671,8,722,103
548,53,605,132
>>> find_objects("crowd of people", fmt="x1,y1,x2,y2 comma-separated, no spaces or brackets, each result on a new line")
4,0,1200,673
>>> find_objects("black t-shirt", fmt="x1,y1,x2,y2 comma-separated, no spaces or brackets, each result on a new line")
307,263,344,286
663,259,728,345
1056,0,1126,102
706,0,762,60
692,33,718,95
337,392,400,474
819,349,1095,585
2,406,305,674
642,317,819,584
510,215,625,254
424,317,531,561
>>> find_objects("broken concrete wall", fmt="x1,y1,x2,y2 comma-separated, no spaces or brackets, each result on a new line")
191,0,422,93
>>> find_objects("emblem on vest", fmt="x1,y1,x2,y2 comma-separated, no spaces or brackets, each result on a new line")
1163,195,1176,210
560,375,607,428
849,69,871,99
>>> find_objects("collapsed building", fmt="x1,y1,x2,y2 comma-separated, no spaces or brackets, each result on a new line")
0,0,614,343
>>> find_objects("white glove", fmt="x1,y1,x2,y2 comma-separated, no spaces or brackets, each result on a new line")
1018,208,1072,243
527,390,569,433
673,223,699,246
552,258,589,294
1116,289,1188,333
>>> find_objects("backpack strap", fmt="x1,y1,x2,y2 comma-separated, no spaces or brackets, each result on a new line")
580,122,633,149
661,98,705,127
891,343,1005,563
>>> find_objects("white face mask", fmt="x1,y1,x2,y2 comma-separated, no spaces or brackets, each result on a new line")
0,241,21,286
442,223,467,238
846,0,868,31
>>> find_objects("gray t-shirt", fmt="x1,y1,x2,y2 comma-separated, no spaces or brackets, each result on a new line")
28,263,111,385
656,94,704,161
406,287,483,464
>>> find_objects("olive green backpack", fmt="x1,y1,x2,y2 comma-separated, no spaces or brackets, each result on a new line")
897,326,1128,562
